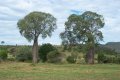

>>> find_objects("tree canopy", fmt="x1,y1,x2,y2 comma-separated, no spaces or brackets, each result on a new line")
60,11,104,46
17,11,57,63
60,11,105,64
17,11,57,42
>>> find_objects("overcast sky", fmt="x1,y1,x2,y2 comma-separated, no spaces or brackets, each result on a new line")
0,0,120,45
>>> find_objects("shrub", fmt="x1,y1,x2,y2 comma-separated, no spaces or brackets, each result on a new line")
7,53,15,61
39,43,56,62
16,53,32,62
0,58,1,62
97,54,120,64
103,55,117,63
67,55,77,63
116,57,120,64
47,50,63,63
109,56,120,64
7,47,17,57
76,54,86,64
16,46,32,62
0,50,7,61
98,53,105,63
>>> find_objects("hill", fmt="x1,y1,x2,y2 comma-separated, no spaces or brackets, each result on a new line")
104,42,120,53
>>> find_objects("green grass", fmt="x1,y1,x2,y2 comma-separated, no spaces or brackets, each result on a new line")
0,62,120,80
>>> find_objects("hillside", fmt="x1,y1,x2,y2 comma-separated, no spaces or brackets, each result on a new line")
104,42,120,53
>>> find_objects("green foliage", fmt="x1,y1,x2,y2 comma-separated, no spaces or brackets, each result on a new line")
116,57,120,64
47,50,63,63
98,53,105,63
7,53,15,61
39,43,56,62
83,54,87,63
17,11,57,42
104,56,116,63
96,46,120,64
60,11,105,64
16,46,32,62
8,47,17,57
97,54,120,64
66,53,77,63
60,11,104,48
17,11,57,63
0,50,7,60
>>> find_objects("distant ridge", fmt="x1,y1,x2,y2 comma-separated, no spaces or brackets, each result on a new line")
104,42,120,53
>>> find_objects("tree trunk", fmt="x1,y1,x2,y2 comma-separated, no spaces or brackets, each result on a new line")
32,37,38,64
86,47,95,64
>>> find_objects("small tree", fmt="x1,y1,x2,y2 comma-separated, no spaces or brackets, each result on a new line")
17,11,57,63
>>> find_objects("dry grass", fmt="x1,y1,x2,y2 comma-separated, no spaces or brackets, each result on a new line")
0,62,120,80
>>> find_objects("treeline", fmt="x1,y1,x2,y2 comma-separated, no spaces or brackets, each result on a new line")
0,44,120,64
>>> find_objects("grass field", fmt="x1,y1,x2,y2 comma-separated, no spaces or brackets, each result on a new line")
0,62,120,80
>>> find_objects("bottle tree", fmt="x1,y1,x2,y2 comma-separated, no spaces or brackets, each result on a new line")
17,11,57,63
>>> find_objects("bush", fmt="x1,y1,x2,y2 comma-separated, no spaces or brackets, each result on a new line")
7,47,17,57
116,57,120,64
67,55,76,63
98,53,105,63
47,50,63,63
16,46,32,62
97,53,120,64
0,58,1,62
7,53,15,61
16,53,32,62
104,56,115,63
39,43,56,62
76,54,86,64
0,50,7,61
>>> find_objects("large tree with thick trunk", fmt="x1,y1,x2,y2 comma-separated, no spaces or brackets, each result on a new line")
60,11,104,64
17,11,57,64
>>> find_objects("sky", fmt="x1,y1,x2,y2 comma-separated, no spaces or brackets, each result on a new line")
0,0,120,45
